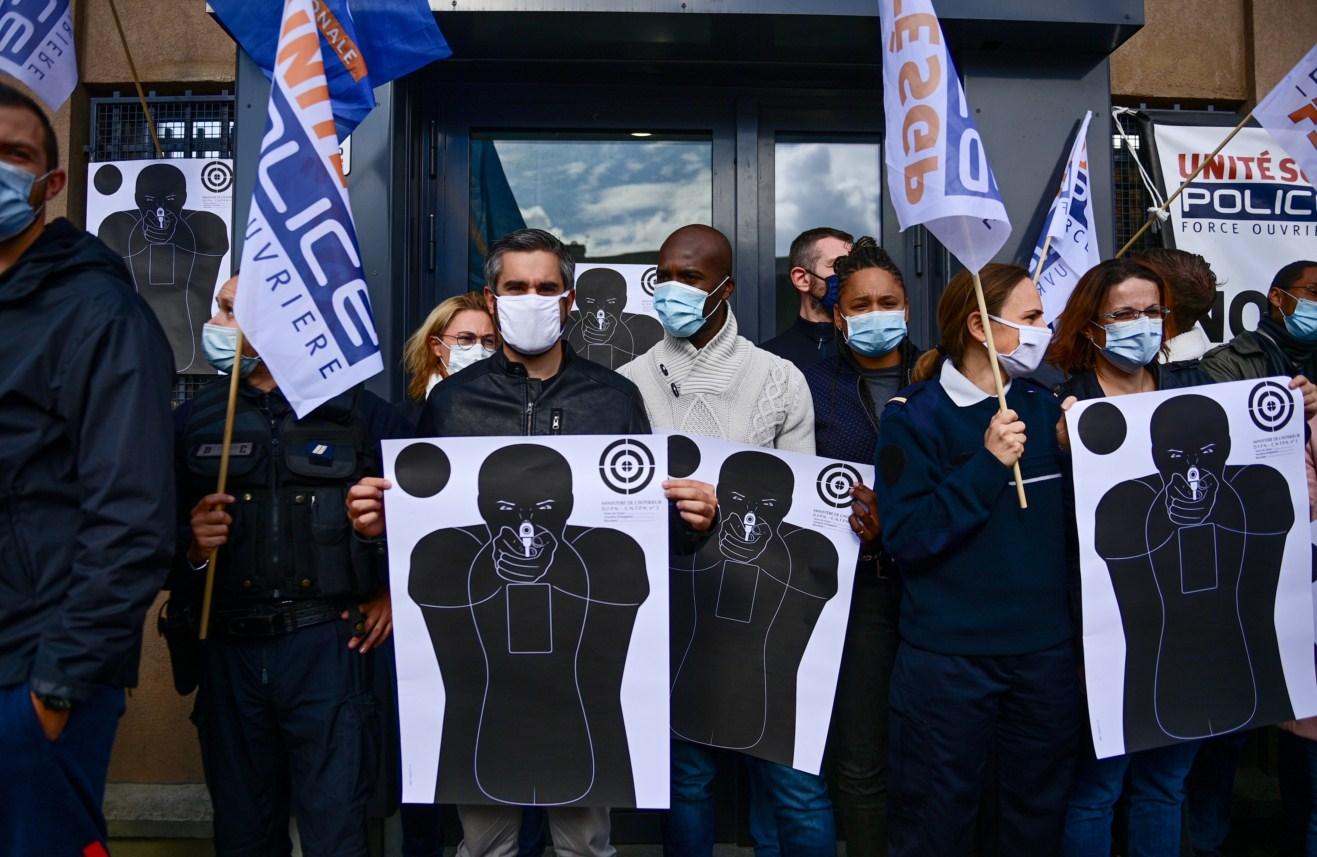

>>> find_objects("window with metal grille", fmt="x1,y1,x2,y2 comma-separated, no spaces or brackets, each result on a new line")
89,93,235,162
90,94,236,406
1112,127,1161,255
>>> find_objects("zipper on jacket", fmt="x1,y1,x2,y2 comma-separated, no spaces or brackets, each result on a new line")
523,379,535,436
262,397,283,593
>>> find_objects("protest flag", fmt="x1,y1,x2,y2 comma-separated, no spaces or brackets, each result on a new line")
1029,111,1100,324
879,0,1025,506
1253,43,1317,192
0,0,77,111
201,0,388,637
210,0,452,140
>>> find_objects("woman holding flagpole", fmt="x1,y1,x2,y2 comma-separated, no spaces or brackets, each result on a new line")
873,263,1081,857
1050,258,1210,857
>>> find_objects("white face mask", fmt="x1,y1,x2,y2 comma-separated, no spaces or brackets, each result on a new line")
444,342,495,375
987,314,1052,379
495,293,569,356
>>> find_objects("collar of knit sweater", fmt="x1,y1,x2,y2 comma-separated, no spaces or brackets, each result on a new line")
651,308,753,396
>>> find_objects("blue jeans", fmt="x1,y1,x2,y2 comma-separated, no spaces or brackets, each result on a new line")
0,681,125,857
665,739,835,857
1061,740,1200,857
1186,731,1249,854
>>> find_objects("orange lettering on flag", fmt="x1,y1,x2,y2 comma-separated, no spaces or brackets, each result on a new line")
312,0,369,83
296,84,331,110
277,28,325,90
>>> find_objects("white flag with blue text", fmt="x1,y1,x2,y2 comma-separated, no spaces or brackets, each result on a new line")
1029,111,1100,324
879,0,1011,271
0,0,77,111
235,0,382,418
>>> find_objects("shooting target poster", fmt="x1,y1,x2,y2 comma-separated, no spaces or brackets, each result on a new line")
86,158,234,374
384,435,670,808
1066,378,1317,758
664,432,869,774
565,263,664,370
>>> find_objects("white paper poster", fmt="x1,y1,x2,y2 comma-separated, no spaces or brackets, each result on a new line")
1067,378,1317,758
1152,124,1316,345
385,435,670,808
86,159,234,374
664,432,866,774
566,263,664,369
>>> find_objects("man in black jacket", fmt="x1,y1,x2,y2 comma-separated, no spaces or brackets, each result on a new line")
175,275,410,857
761,227,853,369
349,228,717,857
0,84,176,857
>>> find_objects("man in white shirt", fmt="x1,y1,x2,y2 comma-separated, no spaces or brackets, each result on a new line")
619,224,830,855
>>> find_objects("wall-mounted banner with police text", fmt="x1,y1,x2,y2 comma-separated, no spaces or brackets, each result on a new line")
1152,124,1316,345
235,0,382,417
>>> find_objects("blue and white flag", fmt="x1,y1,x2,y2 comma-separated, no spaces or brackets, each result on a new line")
235,0,382,418
210,0,451,140
1029,111,1100,323
879,0,1011,271
0,0,77,111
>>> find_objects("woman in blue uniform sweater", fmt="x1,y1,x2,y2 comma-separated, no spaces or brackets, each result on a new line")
1053,258,1210,857
874,263,1081,857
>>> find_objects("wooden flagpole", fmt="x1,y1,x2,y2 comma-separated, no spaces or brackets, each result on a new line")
198,328,245,641
1115,109,1255,258
1031,235,1054,288
106,0,164,159
972,271,1028,509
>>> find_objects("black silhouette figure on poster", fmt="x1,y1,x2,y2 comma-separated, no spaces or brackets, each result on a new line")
399,442,650,806
1082,392,1295,753
95,163,230,373
669,446,839,767
566,268,663,369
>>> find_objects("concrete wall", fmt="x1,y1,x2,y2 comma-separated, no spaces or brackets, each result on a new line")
1111,0,1317,106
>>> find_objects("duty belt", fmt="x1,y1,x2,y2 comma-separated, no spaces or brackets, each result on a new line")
214,599,343,638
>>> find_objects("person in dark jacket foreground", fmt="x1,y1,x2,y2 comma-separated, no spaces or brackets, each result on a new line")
0,83,176,857
347,228,717,857
874,263,1081,857
174,274,411,857
803,237,918,857
1048,258,1210,857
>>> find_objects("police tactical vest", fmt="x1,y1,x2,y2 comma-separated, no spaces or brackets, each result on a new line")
182,383,374,604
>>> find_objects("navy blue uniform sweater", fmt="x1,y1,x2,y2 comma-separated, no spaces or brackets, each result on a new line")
875,369,1073,656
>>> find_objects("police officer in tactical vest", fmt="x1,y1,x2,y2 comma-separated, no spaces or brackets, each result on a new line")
173,275,407,857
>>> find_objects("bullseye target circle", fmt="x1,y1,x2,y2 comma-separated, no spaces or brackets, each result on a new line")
599,439,656,494
640,266,658,296
817,462,861,508
1249,380,1294,433
201,160,234,193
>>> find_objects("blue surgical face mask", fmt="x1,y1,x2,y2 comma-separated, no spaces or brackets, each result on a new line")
1283,291,1317,342
843,309,906,356
820,274,841,313
0,160,50,242
653,276,729,339
1100,316,1163,371
203,323,262,377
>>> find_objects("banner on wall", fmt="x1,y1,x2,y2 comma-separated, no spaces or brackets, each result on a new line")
87,158,234,375
1151,123,1317,345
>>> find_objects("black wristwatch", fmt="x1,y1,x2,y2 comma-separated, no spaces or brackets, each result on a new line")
38,693,73,711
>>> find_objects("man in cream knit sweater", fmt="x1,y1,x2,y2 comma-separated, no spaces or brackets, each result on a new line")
619,225,831,856
620,225,815,454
